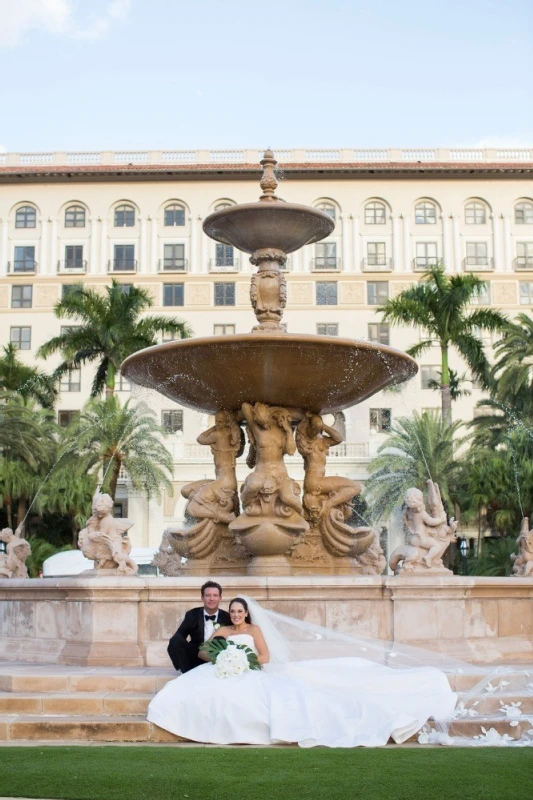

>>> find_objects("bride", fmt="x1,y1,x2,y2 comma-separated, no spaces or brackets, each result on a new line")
147,596,458,747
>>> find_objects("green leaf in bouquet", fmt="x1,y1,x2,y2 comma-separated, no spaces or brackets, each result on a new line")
199,637,228,663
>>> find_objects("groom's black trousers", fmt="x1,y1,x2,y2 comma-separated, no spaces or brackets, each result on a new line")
167,632,202,673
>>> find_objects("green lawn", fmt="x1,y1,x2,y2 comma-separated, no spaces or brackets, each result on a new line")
1,746,531,800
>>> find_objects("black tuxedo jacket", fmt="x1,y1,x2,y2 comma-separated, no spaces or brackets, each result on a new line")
175,607,232,653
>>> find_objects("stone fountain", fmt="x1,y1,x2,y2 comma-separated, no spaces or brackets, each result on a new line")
122,151,417,577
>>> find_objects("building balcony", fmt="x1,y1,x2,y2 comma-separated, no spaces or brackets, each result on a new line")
179,441,368,461
57,260,87,274
158,258,188,273
311,257,341,272
209,258,240,272
361,257,393,272
7,260,37,274
108,259,138,273
514,256,533,271
463,256,494,271
413,257,440,272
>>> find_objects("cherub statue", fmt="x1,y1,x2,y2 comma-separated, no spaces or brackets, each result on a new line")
511,517,533,577
78,492,138,575
0,526,31,579
389,480,458,574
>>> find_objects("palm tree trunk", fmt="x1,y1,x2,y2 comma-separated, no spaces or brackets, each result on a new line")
105,362,116,400
16,496,27,532
71,517,79,549
108,457,122,502
5,498,12,530
440,344,452,425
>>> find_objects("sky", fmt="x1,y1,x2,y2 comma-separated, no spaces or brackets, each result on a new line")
0,0,532,153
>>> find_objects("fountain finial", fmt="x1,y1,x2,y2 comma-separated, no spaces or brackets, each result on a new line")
259,149,278,202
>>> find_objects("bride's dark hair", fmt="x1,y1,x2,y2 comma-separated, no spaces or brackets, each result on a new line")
229,597,251,624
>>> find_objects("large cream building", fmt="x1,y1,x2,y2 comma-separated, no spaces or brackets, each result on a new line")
1,146,532,552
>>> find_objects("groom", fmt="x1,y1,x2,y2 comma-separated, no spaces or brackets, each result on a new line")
167,581,231,673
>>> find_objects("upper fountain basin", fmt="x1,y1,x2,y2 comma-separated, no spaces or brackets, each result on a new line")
121,334,418,414
202,201,335,254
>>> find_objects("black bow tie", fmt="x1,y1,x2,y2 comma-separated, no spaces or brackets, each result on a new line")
204,614,216,621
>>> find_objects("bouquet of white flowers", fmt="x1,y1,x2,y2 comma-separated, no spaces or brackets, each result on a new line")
199,638,262,679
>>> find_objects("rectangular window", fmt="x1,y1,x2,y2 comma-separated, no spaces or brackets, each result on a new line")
421,365,440,389
370,408,391,433
314,242,338,270
215,244,235,267
11,285,33,308
316,323,339,335
516,242,533,269
214,282,235,306
520,282,533,305
470,283,491,305
367,281,389,305
367,323,390,345
10,326,31,350
58,410,80,428
164,205,185,226
163,283,184,306
466,242,489,266
112,244,135,271
162,331,179,342
367,242,387,266
117,284,133,295
60,368,81,392
162,409,183,433
365,203,386,225
214,324,236,335
64,245,84,270
163,243,186,270
116,372,131,392
13,246,36,273
316,281,338,305
415,242,438,269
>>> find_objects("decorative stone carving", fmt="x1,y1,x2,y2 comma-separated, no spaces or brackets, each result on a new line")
389,480,457,575
229,402,308,573
492,282,516,305
186,284,211,306
391,282,414,297
295,413,377,569
157,411,245,573
78,492,138,576
511,518,533,577
0,527,31,579
0,286,9,308
250,249,287,332
339,282,365,305
288,282,313,305
34,285,60,308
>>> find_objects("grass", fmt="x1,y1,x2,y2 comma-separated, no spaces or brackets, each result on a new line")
1,746,532,800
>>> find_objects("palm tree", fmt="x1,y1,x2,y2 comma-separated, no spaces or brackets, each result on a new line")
37,280,192,398
492,313,533,400
76,396,174,502
0,344,57,407
0,393,49,467
365,411,464,521
379,265,507,423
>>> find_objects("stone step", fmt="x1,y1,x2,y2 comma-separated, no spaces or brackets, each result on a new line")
0,692,153,716
0,665,175,695
455,693,533,714
0,714,182,742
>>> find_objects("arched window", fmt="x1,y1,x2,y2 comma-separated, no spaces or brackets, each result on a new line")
65,205,86,228
316,202,336,222
114,204,135,227
515,202,533,224
465,202,487,225
15,205,36,228
164,203,186,226
215,202,233,211
365,202,386,225
415,202,437,225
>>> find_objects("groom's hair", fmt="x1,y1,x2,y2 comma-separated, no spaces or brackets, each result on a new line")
201,581,222,596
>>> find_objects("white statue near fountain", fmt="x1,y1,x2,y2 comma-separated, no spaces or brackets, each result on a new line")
78,492,138,576
0,526,31,579
511,517,533,576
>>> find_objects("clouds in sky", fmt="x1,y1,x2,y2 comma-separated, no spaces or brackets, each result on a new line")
0,0,131,47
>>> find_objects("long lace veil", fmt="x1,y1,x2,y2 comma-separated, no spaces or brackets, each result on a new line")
241,595,533,748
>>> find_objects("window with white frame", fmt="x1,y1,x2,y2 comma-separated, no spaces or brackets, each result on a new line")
163,283,184,306
415,202,437,225
13,246,36,272
214,282,235,306
367,242,387,266
465,202,487,225
214,324,236,335
60,368,81,392
516,242,533,268
370,408,391,433
316,323,338,335
519,282,533,304
163,243,186,270
515,202,533,225
15,205,36,228
162,409,183,433
11,285,32,308
367,323,390,345
367,281,389,305
64,245,84,270
316,281,338,305
316,202,336,222
465,242,489,267
58,410,80,428
114,204,135,227
112,244,135,271
415,242,438,269
421,365,440,389
215,244,235,268
10,326,31,350
470,283,491,305
315,242,338,269
65,205,86,227
164,204,186,226
365,202,386,225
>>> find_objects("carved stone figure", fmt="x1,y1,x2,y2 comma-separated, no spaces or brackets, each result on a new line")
511,517,533,577
78,492,138,575
229,402,308,572
160,411,244,567
0,526,31,579
250,249,287,333
295,413,376,564
389,480,457,575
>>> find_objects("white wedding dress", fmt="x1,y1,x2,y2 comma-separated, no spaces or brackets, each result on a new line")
147,630,457,747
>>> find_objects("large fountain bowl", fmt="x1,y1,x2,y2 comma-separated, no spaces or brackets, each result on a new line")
121,334,418,414
203,201,335,254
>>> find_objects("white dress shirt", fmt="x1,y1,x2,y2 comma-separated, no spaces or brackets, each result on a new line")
203,609,219,641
